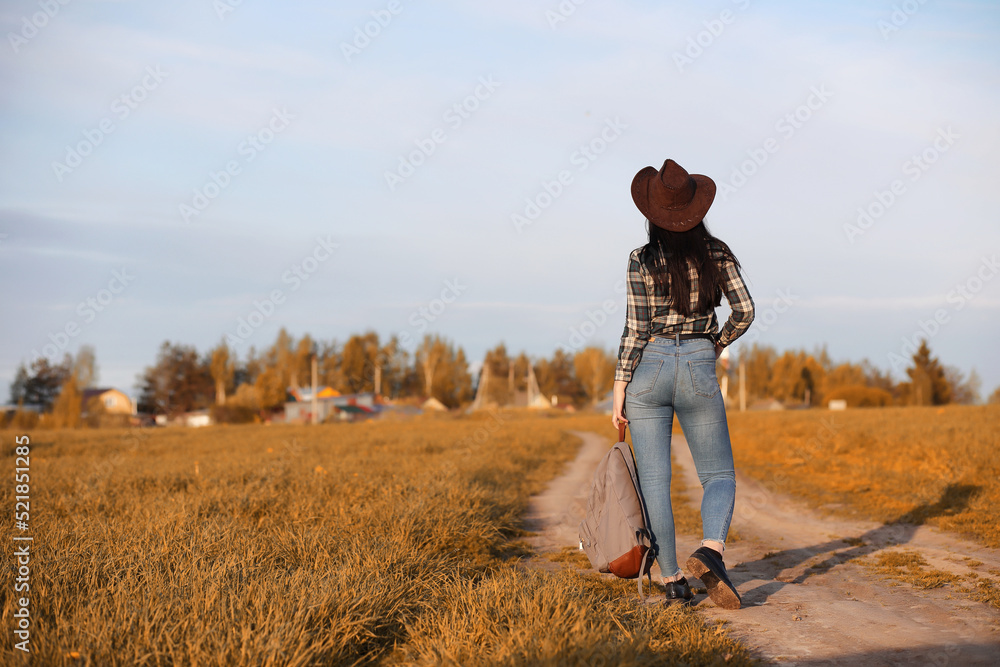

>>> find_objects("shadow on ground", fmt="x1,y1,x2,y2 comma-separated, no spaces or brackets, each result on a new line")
733,483,982,606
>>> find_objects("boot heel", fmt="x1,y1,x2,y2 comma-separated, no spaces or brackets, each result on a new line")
686,549,742,610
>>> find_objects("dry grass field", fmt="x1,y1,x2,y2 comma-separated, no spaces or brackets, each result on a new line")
727,404,1000,548
1,411,754,666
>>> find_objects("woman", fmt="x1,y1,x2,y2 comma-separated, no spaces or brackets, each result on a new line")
612,159,754,609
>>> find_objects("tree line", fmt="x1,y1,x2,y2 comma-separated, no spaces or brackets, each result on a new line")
5,330,996,428
736,340,983,407
4,330,619,425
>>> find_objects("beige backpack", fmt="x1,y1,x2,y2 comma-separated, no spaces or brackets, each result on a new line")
578,424,654,598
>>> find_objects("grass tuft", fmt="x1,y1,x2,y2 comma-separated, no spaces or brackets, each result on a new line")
857,548,1000,610
857,550,960,590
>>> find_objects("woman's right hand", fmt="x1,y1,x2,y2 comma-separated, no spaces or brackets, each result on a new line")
611,380,629,429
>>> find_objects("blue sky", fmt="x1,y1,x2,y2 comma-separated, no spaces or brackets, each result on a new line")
1,0,999,401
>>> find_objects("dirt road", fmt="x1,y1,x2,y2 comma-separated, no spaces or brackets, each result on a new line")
523,430,1000,665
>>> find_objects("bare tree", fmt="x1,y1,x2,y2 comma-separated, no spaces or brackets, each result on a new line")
417,334,446,398
74,345,98,388
209,339,234,406
339,331,380,394
51,347,100,427
945,366,981,405
535,349,584,406
573,347,615,405
293,335,315,390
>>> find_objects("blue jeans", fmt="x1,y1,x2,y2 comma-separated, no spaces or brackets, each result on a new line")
624,336,736,578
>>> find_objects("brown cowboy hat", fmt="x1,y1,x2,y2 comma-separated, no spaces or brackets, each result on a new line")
631,159,716,232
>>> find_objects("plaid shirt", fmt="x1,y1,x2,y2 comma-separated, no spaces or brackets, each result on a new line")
615,244,754,382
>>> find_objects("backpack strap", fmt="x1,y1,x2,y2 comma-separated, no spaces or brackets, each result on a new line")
619,430,656,555
637,545,652,600
622,422,656,602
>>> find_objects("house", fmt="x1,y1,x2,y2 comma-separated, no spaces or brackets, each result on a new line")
288,386,340,402
750,399,786,411
180,410,214,427
284,392,380,423
81,388,135,415
155,409,214,427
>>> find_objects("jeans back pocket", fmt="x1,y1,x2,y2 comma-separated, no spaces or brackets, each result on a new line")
688,359,720,398
626,358,663,397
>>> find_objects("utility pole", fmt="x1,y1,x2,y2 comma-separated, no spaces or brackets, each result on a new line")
739,359,746,412
311,353,319,425
508,363,514,404
719,347,730,407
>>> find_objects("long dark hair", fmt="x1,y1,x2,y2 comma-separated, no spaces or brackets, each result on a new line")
638,220,741,317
